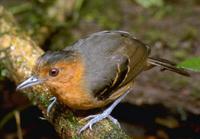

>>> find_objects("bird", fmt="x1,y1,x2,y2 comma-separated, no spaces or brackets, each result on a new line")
16,31,190,133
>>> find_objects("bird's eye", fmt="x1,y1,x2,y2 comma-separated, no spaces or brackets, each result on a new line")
49,68,59,77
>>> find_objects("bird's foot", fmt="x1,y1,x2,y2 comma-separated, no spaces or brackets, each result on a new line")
78,112,120,134
78,102,121,134
47,97,57,116
78,89,131,134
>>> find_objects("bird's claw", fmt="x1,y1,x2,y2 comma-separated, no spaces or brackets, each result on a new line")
78,113,104,134
78,113,120,134
47,97,57,116
49,97,56,101
79,114,97,123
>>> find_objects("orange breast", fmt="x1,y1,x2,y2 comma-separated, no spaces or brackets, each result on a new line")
56,83,102,109
47,58,106,110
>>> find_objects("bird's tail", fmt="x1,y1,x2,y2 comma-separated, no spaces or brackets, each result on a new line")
147,57,190,77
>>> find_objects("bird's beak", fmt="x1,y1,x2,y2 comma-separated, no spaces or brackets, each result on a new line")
16,75,42,90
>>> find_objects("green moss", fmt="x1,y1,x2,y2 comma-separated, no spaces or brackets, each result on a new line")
39,93,51,107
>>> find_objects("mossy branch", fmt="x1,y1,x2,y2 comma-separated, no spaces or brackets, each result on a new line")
0,6,129,139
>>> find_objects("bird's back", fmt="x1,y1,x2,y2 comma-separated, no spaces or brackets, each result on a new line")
65,31,150,100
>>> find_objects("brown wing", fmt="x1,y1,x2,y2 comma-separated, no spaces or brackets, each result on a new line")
93,55,130,100
66,31,150,101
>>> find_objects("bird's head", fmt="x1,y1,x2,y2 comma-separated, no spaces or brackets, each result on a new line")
16,50,83,91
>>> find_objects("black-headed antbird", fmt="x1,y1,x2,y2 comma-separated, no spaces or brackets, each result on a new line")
17,31,189,133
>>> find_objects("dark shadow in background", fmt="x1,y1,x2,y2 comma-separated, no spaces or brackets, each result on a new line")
112,102,200,139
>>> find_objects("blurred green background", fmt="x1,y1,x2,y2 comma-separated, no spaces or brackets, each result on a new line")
0,0,200,139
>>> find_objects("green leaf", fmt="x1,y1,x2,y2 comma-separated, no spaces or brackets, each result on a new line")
178,57,200,72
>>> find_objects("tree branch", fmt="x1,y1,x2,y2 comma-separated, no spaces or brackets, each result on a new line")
0,6,129,139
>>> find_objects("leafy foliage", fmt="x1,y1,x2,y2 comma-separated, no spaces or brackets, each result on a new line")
178,57,200,72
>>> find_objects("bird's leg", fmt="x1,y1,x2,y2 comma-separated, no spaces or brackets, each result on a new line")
47,96,57,116
78,90,131,134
